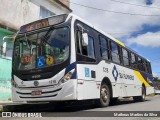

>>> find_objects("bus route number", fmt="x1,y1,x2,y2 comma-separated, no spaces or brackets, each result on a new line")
103,67,109,73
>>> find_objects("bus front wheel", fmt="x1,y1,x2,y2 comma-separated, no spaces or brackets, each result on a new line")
97,83,110,107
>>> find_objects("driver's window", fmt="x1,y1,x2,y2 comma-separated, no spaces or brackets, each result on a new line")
76,30,96,62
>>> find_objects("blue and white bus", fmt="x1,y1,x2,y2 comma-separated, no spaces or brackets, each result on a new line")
12,14,154,107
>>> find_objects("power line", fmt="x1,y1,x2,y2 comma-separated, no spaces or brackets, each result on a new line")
110,0,160,10
70,1,160,17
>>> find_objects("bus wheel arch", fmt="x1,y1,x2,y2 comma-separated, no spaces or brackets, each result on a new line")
133,83,146,102
101,77,113,98
97,77,112,107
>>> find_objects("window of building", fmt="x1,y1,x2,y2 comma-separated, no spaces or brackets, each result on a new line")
122,48,129,67
40,6,55,19
100,36,109,60
111,42,120,64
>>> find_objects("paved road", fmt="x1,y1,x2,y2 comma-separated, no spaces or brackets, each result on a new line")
1,95,160,120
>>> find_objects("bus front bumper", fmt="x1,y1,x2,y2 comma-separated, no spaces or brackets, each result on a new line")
12,80,77,102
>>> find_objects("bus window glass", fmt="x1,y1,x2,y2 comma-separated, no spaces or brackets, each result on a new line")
122,48,129,66
100,36,109,60
88,36,95,58
131,53,137,69
111,42,120,64
76,30,96,61
137,57,142,71
13,27,69,70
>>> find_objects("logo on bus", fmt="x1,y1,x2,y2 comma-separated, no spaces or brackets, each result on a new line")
112,65,118,81
85,67,90,77
34,81,39,86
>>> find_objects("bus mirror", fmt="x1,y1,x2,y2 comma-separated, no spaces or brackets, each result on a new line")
82,33,88,46
2,35,15,56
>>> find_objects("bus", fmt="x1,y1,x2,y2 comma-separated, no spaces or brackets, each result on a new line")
12,13,154,107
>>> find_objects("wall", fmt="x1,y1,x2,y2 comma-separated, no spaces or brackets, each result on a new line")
0,0,70,31
0,0,71,101
0,58,12,101
59,0,70,7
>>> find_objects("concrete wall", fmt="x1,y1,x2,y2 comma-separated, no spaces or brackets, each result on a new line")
0,0,70,30
59,0,70,7
0,58,12,101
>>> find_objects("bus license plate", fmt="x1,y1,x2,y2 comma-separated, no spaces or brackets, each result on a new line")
31,90,42,96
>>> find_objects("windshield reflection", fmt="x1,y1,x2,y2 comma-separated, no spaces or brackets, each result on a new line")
13,27,69,70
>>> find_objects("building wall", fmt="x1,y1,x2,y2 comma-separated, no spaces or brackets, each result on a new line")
0,0,70,30
0,58,12,101
0,0,71,101
59,0,70,7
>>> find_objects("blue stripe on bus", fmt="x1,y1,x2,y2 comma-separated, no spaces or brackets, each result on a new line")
65,62,77,79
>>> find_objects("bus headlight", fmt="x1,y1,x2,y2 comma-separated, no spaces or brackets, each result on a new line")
11,79,18,88
58,69,75,85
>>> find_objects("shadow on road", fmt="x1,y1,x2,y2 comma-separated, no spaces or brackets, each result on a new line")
3,98,151,112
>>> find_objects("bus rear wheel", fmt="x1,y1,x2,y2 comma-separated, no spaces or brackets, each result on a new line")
97,83,110,107
133,85,146,102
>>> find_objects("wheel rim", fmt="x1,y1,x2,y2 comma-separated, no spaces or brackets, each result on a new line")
101,87,109,103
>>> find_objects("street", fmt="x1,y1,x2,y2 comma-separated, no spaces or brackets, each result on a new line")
1,95,160,120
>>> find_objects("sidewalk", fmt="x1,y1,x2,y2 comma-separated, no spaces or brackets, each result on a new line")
0,101,26,111
0,101,49,112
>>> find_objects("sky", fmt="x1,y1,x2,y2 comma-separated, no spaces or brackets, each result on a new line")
70,0,160,77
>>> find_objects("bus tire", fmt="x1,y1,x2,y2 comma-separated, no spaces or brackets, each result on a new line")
98,83,110,107
133,85,146,102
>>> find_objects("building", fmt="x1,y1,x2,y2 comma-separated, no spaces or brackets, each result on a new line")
0,0,71,101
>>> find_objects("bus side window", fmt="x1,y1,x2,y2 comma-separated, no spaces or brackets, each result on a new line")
143,60,148,73
110,42,121,64
122,48,129,67
137,57,143,71
87,36,95,58
76,30,96,62
147,62,152,74
99,36,109,60
141,59,146,72
130,53,137,69
76,31,82,54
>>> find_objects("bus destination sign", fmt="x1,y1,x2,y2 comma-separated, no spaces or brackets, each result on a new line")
21,19,49,32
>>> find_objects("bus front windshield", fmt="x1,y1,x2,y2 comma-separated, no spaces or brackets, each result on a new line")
13,27,69,71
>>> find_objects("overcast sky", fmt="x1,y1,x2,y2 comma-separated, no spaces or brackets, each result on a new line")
70,0,160,77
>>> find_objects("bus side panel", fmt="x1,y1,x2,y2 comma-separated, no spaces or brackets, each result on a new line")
76,64,99,100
